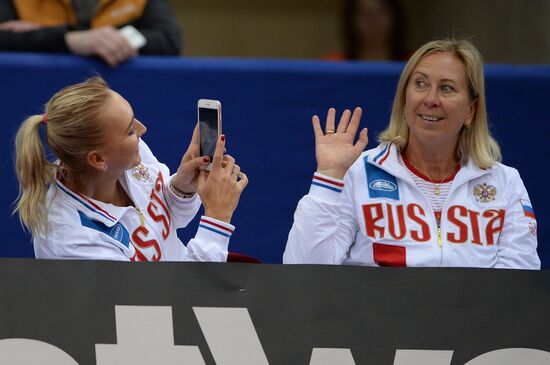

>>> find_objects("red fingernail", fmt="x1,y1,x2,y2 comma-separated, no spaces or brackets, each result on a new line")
220,135,225,142
203,156,210,162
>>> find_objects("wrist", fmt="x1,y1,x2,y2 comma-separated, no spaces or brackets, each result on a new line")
204,210,232,224
170,182,197,199
316,168,346,180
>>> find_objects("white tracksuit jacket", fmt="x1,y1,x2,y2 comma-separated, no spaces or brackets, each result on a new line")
34,140,233,262
284,143,540,269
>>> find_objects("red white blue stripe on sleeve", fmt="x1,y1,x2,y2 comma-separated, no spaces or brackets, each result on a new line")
199,217,234,238
521,199,536,219
311,173,344,193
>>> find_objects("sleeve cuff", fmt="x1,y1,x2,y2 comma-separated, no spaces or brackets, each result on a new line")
308,172,344,203
197,216,235,239
167,175,200,204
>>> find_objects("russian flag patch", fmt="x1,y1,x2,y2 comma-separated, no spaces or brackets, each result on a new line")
199,217,234,238
520,199,536,219
311,173,344,193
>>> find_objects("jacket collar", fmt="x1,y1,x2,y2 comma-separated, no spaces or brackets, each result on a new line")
55,180,128,227
364,143,492,183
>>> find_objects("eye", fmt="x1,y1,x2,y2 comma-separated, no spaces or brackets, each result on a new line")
441,84,455,93
415,79,428,89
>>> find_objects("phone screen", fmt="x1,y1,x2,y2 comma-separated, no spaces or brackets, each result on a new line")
199,107,219,159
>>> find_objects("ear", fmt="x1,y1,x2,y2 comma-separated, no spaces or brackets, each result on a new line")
86,150,107,172
465,98,478,127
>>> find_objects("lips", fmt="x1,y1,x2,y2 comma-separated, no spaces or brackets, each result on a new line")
418,114,444,122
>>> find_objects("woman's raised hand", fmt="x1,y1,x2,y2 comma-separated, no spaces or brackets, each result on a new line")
198,135,248,223
313,107,368,180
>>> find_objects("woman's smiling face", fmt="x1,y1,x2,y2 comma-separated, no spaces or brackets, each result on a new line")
99,90,147,173
404,51,476,150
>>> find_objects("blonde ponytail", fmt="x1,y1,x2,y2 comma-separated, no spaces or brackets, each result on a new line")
13,76,111,236
13,115,57,235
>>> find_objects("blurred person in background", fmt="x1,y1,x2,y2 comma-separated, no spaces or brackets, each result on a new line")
0,0,181,67
326,0,407,61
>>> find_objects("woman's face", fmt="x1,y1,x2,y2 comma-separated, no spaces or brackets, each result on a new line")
99,91,147,173
404,52,475,151
354,0,393,46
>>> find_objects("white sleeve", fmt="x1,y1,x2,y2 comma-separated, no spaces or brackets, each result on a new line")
165,174,202,229
494,169,540,269
283,172,359,264
181,215,232,262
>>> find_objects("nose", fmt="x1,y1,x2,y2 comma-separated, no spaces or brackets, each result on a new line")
136,119,147,136
423,88,441,108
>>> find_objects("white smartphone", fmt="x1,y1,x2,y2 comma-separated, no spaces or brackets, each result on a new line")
198,99,222,170
119,25,147,49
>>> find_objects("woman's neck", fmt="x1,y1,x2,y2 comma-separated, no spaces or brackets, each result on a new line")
404,142,459,181
61,169,123,206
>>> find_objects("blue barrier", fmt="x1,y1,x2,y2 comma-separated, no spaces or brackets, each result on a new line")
1,53,548,267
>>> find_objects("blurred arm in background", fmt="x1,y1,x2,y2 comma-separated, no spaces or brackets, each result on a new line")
0,0,181,66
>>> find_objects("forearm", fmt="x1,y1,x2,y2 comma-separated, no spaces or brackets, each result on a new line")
165,175,202,229
0,26,70,52
283,173,355,264
184,216,232,262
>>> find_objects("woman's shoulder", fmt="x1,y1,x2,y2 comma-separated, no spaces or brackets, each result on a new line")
45,185,86,226
486,161,522,180
469,161,526,196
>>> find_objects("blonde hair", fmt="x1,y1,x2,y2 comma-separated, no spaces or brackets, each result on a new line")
14,76,112,235
378,39,501,168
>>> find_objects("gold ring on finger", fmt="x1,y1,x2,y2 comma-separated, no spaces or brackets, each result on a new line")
326,130,335,134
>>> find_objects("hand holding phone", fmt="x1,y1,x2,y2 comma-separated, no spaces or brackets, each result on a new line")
198,99,222,170
198,134,249,223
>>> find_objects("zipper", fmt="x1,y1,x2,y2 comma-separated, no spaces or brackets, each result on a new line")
120,175,144,228
433,211,442,247
365,150,491,264
135,206,145,227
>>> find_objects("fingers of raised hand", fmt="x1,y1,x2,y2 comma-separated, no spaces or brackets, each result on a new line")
312,115,323,139
346,107,363,136
336,109,352,133
353,127,369,152
325,108,336,134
